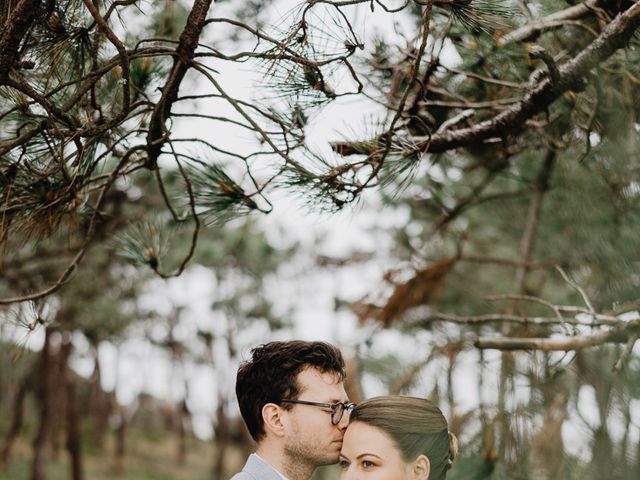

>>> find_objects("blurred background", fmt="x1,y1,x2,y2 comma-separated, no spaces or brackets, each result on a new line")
2,0,640,479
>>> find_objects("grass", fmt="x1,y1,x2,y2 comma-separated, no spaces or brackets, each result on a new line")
0,428,246,480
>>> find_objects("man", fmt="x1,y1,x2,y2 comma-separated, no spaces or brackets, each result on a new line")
231,340,353,480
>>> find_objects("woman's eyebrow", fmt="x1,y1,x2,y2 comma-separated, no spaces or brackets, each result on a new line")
356,453,382,460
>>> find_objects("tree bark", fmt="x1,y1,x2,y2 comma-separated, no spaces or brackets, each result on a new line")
31,327,54,480
529,359,568,479
87,345,110,449
50,335,70,462
113,405,127,474
0,381,27,469
212,398,228,480
177,399,190,465
61,335,84,480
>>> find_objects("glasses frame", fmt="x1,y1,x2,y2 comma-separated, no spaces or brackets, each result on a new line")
280,399,355,425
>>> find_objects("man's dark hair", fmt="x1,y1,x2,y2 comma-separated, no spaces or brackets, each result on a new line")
236,340,345,442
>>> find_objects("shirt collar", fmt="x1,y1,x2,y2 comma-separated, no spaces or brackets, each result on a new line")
254,452,289,480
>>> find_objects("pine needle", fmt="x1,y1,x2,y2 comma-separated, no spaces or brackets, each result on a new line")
448,0,515,35
184,163,258,226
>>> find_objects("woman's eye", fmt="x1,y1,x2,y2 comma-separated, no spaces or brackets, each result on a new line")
362,460,376,469
339,460,350,469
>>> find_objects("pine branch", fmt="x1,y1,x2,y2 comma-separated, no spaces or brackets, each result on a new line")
474,321,639,351
333,3,640,160
146,0,213,168
498,0,602,46
0,146,139,305
185,162,259,226
445,0,515,35
612,333,639,373
422,2,640,151
0,0,42,79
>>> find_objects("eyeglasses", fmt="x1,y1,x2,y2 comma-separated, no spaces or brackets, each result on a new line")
280,399,355,425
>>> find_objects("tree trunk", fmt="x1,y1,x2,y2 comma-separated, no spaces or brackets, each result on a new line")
61,335,84,480
88,345,110,449
619,401,632,479
50,335,70,462
0,381,27,469
477,350,497,475
212,398,228,480
529,384,568,479
177,399,189,465
634,435,640,480
31,327,54,480
113,405,127,474
0,338,6,410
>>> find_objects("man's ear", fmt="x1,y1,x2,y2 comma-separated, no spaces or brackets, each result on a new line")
412,454,430,480
262,403,286,438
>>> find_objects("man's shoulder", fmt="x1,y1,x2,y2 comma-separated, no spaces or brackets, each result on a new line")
229,453,283,480
229,472,257,480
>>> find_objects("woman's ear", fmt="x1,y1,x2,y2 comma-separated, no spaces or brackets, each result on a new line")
262,403,286,438
412,454,430,480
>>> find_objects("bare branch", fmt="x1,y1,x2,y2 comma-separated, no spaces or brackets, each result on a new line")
146,0,213,168
498,0,601,46
556,266,596,315
412,311,619,328
475,321,638,350
612,333,639,373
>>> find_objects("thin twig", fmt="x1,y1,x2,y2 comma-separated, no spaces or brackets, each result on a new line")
556,266,596,315
612,333,639,373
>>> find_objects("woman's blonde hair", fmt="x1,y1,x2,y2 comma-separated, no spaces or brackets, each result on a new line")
350,396,458,480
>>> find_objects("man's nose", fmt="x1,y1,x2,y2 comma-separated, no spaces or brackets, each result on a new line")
337,408,350,430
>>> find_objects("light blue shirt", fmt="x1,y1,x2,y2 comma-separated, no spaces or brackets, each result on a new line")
230,453,289,480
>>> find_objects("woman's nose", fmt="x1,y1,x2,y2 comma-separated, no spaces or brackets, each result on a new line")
340,466,358,480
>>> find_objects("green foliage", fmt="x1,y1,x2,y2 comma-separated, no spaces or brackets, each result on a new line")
279,155,356,211
114,217,174,271
185,162,259,226
447,0,517,35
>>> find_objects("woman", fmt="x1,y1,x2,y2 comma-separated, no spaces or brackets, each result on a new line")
339,396,457,480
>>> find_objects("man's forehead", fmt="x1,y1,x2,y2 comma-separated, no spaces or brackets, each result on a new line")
296,367,344,392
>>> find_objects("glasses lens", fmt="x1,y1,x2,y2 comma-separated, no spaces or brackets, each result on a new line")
331,404,343,425
331,403,353,425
